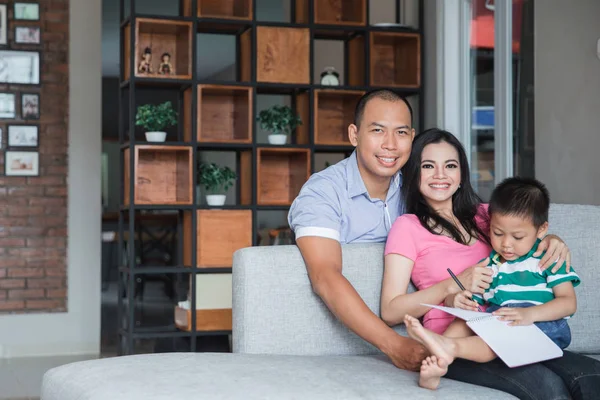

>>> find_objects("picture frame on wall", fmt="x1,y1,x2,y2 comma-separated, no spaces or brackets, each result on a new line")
5,150,39,176
14,2,40,21
15,26,40,44
0,5,7,45
8,124,38,147
21,92,39,119
0,93,16,118
0,50,40,85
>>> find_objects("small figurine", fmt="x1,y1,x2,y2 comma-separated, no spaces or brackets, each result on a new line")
138,47,153,74
158,52,174,75
320,66,340,86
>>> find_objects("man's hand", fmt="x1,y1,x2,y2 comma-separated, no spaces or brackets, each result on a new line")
444,290,479,311
383,335,429,372
534,234,571,273
492,307,536,326
455,258,493,294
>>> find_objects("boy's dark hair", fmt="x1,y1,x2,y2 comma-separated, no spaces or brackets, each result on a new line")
353,89,413,127
489,177,550,228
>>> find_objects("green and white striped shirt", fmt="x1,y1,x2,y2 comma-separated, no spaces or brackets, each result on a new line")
474,239,581,307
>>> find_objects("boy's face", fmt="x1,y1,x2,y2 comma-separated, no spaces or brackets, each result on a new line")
490,213,548,262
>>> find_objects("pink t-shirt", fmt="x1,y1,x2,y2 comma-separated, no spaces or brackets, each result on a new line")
384,204,491,334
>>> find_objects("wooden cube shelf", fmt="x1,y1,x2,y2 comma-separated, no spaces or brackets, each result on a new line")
369,32,420,88
182,0,252,20
295,0,366,26
240,26,310,84
123,18,192,81
183,209,253,268
124,145,193,205
314,89,365,145
175,273,232,331
257,148,311,205
183,85,252,143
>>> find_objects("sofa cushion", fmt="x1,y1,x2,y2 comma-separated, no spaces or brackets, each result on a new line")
41,353,516,399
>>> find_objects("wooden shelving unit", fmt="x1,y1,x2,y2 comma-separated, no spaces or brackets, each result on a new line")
118,0,424,355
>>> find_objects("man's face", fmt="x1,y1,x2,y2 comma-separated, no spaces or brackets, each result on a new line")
348,97,415,182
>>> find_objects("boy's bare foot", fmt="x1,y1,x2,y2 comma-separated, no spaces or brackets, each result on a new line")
404,315,456,367
419,355,448,390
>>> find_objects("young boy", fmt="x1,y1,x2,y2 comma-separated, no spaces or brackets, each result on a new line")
403,176,581,390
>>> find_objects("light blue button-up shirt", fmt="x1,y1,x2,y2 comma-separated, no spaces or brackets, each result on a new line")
288,150,404,244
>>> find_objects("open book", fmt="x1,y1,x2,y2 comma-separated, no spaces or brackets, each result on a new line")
421,304,563,368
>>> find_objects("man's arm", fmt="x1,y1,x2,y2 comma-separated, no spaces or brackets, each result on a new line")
296,236,427,372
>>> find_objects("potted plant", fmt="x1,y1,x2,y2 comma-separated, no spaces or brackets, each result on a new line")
135,101,178,142
257,105,302,145
198,162,237,206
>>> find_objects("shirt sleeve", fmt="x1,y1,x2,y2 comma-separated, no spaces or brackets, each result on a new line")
542,261,581,289
384,215,418,261
288,176,342,242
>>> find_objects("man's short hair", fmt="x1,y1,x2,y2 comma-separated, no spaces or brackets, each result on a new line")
353,89,413,128
489,177,550,228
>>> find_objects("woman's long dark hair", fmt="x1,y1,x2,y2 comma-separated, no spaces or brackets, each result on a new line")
402,128,490,246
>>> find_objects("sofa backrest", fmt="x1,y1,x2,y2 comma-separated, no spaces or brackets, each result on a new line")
232,204,600,356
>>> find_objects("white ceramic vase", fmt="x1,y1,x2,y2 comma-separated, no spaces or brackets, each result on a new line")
145,131,167,142
206,194,226,206
268,133,287,145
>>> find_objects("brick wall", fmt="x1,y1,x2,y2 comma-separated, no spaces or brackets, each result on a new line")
0,0,69,313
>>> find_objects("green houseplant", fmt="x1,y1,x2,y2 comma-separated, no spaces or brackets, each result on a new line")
135,101,178,142
198,162,237,206
257,105,302,145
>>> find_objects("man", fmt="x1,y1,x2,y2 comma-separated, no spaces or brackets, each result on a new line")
287,89,572,376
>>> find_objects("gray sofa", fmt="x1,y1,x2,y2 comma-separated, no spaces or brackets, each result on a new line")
41,204,600,399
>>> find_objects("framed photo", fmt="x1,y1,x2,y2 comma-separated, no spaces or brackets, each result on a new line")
8,124,38,147
0,50,40,84
0,93,15,118
21,92,39,119
0,5,7,45
14,2,40,21
15,26,40,44
5,150,39,176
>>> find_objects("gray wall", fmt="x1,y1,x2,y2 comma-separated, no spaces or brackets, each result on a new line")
534,0,600,206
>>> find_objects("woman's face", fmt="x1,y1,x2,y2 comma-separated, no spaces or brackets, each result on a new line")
419,141,462,209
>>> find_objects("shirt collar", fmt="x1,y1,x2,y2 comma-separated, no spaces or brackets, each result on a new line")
345,150,402,199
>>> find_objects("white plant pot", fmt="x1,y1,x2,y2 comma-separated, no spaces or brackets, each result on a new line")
206,194,226,206
268,134,287,145
145,131,167,142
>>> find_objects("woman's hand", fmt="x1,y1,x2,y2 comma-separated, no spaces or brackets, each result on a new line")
534,234,571,272
453,258,493,294
492,307,536,326
444,290,480,311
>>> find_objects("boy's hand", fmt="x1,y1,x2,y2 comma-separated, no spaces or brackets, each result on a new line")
445,290,480,311
535,234,571,273
492,307,536,326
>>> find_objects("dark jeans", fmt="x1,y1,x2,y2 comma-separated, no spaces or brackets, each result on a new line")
446,350,600,399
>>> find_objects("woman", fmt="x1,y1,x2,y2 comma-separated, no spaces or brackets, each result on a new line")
380,128,600,398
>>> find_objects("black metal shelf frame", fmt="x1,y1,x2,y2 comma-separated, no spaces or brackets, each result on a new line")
117,0,424,356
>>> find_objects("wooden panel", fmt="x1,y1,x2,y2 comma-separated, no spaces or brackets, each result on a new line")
347,35,365,86
295,92,310,145
123,24,131,80
256,26,310,84
294,0,308,23
197,209,252,267
175,307,232,331
314,0,366,26
239,151,252,205
239,29,251,82
370,32,421,88
134,18,192,80
124,146,193,205
183,87,193,142
198,85,252,143
257,148,311,205
181,0,192,17
314,89,364,145
198,0,252,20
